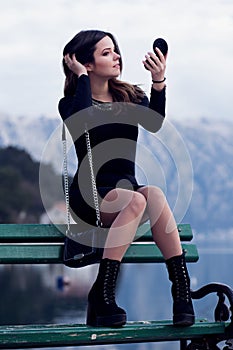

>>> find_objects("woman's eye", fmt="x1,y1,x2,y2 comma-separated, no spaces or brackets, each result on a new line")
103,51,110,56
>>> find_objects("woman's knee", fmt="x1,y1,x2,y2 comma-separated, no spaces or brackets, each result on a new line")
152,186,166,200
128,191,147,216
140,185,166,202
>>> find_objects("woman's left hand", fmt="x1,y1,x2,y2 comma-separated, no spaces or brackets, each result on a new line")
143,47,167,90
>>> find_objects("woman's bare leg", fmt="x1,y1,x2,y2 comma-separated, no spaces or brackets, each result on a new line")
137,186,182,260
100,188,147,261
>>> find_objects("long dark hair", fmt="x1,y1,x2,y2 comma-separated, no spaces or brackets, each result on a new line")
62,30,144,102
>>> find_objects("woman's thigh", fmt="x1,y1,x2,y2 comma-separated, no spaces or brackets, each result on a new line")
100,188,146,227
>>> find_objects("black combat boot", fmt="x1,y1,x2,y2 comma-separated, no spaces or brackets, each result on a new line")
166,252,195,326
86,258,127,327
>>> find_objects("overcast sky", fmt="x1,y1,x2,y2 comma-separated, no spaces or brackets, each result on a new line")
0,0,233,121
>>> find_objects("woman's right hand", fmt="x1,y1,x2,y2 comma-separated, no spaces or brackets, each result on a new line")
64,54,88,77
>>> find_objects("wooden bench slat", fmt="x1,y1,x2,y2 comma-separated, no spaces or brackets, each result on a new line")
136,223,193,241
0,224,64,242
124,243,199,263
0,243,198,264
0,223,193,242
0,320,228,348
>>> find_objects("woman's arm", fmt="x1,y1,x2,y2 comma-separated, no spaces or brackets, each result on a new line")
143,46,167,117
58,74,92,120
140,86,166,118
137,46,167,131
136,87,165,133
58,54,92,120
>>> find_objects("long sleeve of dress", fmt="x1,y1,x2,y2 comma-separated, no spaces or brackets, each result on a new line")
139,85,166,116
58,75,92,120
136,86,166,133
149,86,166,117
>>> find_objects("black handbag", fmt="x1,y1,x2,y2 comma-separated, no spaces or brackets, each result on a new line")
62,123,106,268
63,231,104,268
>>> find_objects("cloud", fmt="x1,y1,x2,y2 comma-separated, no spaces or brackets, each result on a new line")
0,0,232,119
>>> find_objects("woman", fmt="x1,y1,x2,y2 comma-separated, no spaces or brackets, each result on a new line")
59,30,195,327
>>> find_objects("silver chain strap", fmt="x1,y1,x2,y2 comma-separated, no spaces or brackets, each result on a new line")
62,124,71,235
84,124,102,226
62,123,101,236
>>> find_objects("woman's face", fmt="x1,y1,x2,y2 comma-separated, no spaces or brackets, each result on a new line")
88,35,121,79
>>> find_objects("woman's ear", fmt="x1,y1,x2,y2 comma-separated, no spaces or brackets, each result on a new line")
84,63,93,72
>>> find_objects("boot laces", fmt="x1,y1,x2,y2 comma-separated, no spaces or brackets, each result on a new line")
172,263,191,303
103,262,118,305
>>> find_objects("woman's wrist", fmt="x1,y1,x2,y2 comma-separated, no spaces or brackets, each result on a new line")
152,77,166,84
152,81,166,91
151,76,166,91
78,72,88,78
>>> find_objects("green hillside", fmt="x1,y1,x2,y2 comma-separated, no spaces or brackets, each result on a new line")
0,146,63,223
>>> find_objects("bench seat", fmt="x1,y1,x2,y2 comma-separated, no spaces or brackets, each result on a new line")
0,320,230,349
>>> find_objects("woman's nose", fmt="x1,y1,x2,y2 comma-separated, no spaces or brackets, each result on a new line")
114,52,120,60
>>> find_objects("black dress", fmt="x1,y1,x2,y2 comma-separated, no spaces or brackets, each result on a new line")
58,75,166,227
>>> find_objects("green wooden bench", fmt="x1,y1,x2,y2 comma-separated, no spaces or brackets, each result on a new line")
0,223,233,350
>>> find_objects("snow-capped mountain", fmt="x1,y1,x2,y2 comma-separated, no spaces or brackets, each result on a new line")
0,113,60,162
175,118,233,234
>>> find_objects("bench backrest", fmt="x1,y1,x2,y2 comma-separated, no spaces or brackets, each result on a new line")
0,223,199,264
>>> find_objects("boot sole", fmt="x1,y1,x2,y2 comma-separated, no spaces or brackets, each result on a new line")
86,304,126,327
173,314,195,327
87,313,127,327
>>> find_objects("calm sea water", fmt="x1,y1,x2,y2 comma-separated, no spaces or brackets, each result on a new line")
1,244,233,350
